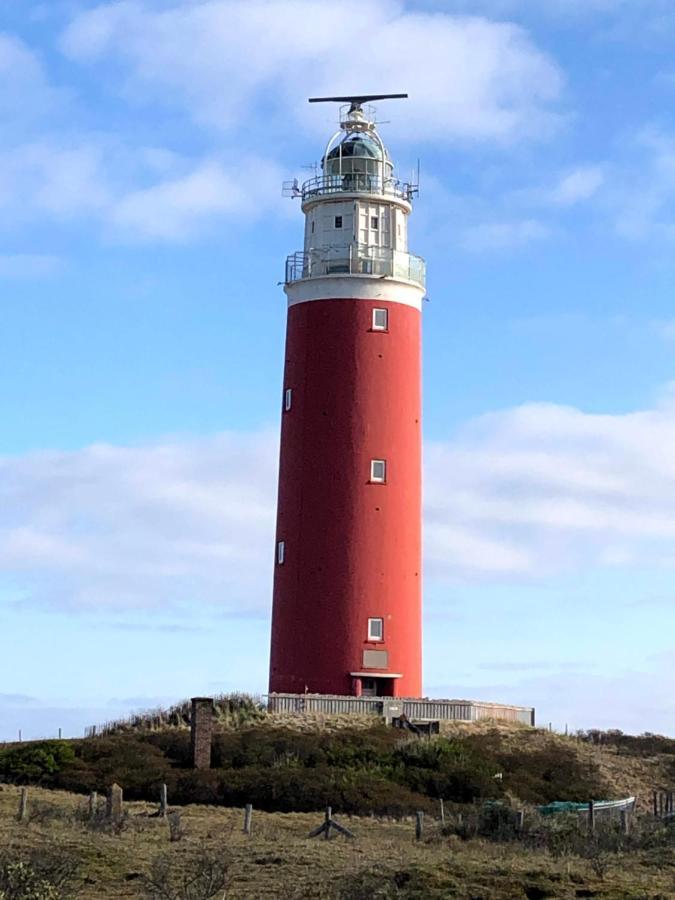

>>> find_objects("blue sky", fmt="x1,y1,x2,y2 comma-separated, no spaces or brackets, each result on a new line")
2,0,675,739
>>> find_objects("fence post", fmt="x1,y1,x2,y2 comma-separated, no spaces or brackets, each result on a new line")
159,784,168,819
243,804,253,835
516,810,524,834
88,791,97,821
439,799,445,826
415,811,424,841
588,800,595,834
168,811,183,842
620,810,629,835
18,788,28,822
653,791,658,818
324,806,332,841
106,783,124,824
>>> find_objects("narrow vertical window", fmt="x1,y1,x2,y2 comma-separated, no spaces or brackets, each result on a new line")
370,459,386,483
371,216,379,230
277,541,285,565
372,308,388,331
334,215,343,229
368,618,384,641
311,220,315,233
284,388,292,411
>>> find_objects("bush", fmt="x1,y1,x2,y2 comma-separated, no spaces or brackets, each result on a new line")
392,738,502,803
577,730,675,757
456,731,609,804
173,766,432,815
0,742,76,785
55,737,174,798
321,865,451,900
142,845,230,900
0,848,80,899
144,732,192,768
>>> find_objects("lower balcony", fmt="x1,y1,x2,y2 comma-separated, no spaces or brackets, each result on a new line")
285,245,426,291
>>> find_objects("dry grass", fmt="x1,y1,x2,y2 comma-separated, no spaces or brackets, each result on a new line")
1,784,674,899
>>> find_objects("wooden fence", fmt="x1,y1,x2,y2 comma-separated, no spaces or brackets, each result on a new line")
267,693,535,725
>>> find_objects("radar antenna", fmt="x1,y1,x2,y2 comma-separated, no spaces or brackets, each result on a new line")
308,93,408,113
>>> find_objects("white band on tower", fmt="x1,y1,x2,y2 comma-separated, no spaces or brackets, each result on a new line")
285,276,424,310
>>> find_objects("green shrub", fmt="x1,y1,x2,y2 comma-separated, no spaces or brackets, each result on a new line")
578,730,675,757
144,731,192,767
457,731,609,804
390,738,503,803
173,766,432,815
55,737,174,798
0,742,76,785
0,848,79,899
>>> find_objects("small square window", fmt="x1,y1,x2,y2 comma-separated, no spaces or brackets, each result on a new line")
334,215,343,229
370,459,386,483
284,388,292,411
277,541,285,565
371,216,379,230
372,308,388,331
368,618,384,641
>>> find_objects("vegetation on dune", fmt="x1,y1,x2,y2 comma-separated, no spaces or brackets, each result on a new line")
0,723,617,815
84,694,266,737
0,846,80,900
3,792,674,899
0,743,76,786
0,723,672,898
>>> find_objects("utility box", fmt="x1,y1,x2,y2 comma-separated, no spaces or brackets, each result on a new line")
381,699,404,723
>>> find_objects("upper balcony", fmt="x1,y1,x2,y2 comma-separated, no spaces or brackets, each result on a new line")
299,173,416,204
285,245,426,291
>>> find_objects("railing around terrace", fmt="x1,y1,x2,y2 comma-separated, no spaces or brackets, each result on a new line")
301,174,416,203
285,246,426,290
267,693,535,726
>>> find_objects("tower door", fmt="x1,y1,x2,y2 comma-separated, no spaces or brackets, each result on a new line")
360,677,395,698
361,678,377,697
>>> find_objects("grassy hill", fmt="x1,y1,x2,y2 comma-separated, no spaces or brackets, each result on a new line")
1,710,675,897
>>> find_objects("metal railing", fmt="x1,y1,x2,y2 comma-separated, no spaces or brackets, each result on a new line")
301,174,416,203
285,246,426,289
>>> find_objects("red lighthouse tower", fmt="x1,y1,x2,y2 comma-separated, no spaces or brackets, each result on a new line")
269,95,425,699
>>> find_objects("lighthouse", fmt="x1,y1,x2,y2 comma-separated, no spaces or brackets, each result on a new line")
269,95,425,700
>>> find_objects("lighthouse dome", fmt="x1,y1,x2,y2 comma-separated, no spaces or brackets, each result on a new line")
323,132,393,178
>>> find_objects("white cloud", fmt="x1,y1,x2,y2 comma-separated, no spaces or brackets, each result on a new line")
433,0,668,21
0,433,278,611
608,129,675,242
110,157,284,240
0,140,283,240
425,396,675,580
654,319,675,341
459,217,549,251
0,254,63,278
60,0,564,144
0,141,112,222
0,32,60,126
548,166,604,206
5,392,675,611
